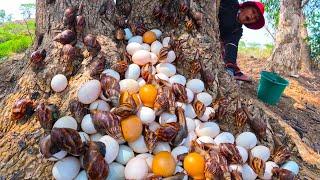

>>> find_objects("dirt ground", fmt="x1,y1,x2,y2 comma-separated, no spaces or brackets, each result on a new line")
238,55,320,153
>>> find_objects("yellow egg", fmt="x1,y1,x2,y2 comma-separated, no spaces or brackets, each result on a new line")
139,84,157,108
143,31,157,44
121,115,143,142
183,152,205,179
152,151,176,177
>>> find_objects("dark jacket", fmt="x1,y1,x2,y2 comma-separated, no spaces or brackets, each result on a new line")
219,0,243,64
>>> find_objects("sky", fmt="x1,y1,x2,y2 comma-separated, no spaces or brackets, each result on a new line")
0,0,274,45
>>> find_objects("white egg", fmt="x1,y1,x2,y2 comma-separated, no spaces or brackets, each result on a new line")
199,107,215,121
137,106,156,124
236,132,258,150
125,157,149,179
49,150,68,161
89,100,110,112
186,88,194,103
125,63,141,80
251,145,271,162
183,131,197,147
196,92,213,106
101,69,120,80
194,119,202,128
79,132,90,143
137,77,146,87
214,132,235,145
78,80,101,104
141,43,151,51
186,79,205,93
52,157,81,180
156,63,176,77
148,121,160,132
107,162,125,180
151,41,163,55
159,112,177,124
175,102,186,110
281,161,299,175
119,79,139,93
126,42,142,55
153,142,171,154
53,116,77,130
128,35,143,44
81,114,96,134
128,135,148,153
132,50,151,66
162,37,170,47
124,28,133,40
51,74,68,92
136,153,153,159
195,122,220,138
196,136,215,144
237,146,249,163
99,135,119,164
185,104,197,119
259,161,279,180
166,50,176,63
155,73,169,82
149,52,158,65
89,133,103,141
175,166,188,180
150,29,162,39
229,164,243,172
116,145,135,165
171,146,189,163
186,117,196,132
169,74,186,86
242,163,258,180
74,170,88,180
144,156,154,172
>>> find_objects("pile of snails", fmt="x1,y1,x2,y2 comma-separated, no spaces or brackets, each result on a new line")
11,4,300,180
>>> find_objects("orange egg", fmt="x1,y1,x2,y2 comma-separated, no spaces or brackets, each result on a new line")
121,115,143,142
143,31,157,44
183,152,205,179
152,151,176,177
139,84,157,108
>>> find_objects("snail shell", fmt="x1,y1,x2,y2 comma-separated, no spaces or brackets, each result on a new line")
36,102,59,131
11,98,34,121
143,126,159,153
91,110,124,142
155,122,180,142
89,54,106,79
69,100,89,123
39,135,66,160
31,49,46,63
83,34,101,56
83,141,109,180
101,74,120,107
61,44,76,62
172,83,188,103
53,30,76,45
51,128,85,156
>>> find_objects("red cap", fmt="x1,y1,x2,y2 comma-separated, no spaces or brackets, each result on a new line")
240,1,265,30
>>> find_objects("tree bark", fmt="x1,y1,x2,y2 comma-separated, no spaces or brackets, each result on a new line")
267,0,312,76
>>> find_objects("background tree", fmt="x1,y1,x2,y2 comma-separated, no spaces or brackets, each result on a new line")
20,3,36,19
0,10,12,24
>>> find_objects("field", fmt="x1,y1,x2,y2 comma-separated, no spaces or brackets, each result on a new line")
0,20,35,61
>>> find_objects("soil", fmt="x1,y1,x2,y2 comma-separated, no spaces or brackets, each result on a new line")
238,55,320,153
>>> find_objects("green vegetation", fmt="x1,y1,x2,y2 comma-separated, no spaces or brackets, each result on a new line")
238,41,274,59
0,19,35,60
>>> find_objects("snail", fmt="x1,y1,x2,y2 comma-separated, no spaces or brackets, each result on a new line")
115,28,125,41
171,106,188,146
172,83,188,103
272,168,295,180
69,99,89,123
11,98,35,121
155,122,180,142
116,0,132,17
76,15,85,33
212,97,230,120
36,102,59,131
193,100,206,119
129,19,147,36
111,59,129,76
89,53,106,79
143,125,159,153
30,49,46,64
248,154,266,177
234,99,249,132
185,19,193,32
141,63,154,84
100,74,121,107
63,7,77,27
272,135,291,164
248,116,267,140
111,93,137,118
53,30,76,45
83,141,109,180
83,34,101,57
51,128,85,156
61,44,76,62
39,135,66,160
91,110,124,142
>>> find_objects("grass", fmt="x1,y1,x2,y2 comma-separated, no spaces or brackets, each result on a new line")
238,41,274,59
0,19,35,60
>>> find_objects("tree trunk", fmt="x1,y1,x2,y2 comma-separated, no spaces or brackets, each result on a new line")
267,0,311,76
299,12,312,75
0,0,318,179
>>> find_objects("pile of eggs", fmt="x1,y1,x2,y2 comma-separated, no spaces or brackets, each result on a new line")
47,28,300,180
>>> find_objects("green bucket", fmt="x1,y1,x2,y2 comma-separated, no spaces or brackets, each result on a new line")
257,71,289,105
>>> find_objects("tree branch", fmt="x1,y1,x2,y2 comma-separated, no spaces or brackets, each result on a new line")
264,26,276,41
301,0,310,8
